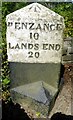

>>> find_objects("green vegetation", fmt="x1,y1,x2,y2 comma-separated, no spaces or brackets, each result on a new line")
52,3,73,37
42,2,73,37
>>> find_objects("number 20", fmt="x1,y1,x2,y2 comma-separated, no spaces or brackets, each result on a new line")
28,52,39,58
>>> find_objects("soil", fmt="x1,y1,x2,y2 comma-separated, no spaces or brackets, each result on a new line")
49,64,73,117
2,99,73,120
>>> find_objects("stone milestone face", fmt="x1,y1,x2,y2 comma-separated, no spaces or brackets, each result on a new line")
6,3,65,116
6,3,64,63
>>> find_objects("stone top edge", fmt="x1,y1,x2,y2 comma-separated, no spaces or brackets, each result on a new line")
6,3,64,20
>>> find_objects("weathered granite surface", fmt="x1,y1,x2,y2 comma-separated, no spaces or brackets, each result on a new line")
11,81,57,116
62,37,73,63
6,3,64,63
6,3,65,117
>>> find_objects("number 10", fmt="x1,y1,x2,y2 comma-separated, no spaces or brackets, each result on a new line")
30,33,39,40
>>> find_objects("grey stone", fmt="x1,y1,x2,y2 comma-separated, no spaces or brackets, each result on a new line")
6,3,65,116
10,63,60,89
63,37,73,54
11,81,57,116
62,37,73,63
67,47,73,54
62,54,73,62
11,81,54,104
6,3,64,63
6,3,64,90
